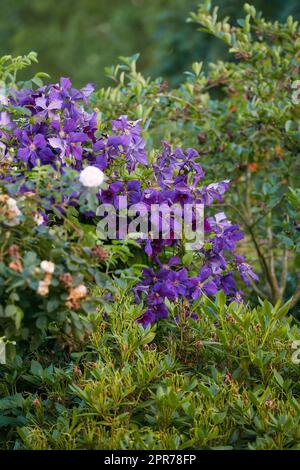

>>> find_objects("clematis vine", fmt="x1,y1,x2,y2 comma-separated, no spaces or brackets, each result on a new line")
0,78,258,327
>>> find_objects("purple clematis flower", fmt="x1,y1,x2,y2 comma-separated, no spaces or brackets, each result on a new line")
188,266,218,300
48,118,87,162
200,180,230,205
235,255,259,284
101,181,125,205
35,96,62,118
17,131,51,166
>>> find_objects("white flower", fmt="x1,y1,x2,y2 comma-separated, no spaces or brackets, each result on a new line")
6,197,21,212
37,280,49,296
34,212,44,226
40,260,55,274
4,197,22,226
73,284,88,297
79,166,105,188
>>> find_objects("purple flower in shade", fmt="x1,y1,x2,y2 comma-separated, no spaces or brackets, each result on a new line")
134,260,188,310
142,188,162,206
235,255,259,285
149,280,177,304
17,131,51,166
126,180,142,204
154,162,174,188
173,181,194,205
127,135,148,168
157,256,181,273
141,267,157,284
204,218,212,232
204,253,228,275
204,213,244,256
154,143,181,187
222,225,244,252
153,302,169,319
138,302,169,327
166,268,188,297
9,87,44,113
83,111,97,137
104,292,115,302
187,266,218,300
101,181,124,205
144,238,173,258
215,272,237,295
138,308,156,327
228,290,244,304
93,138,108,170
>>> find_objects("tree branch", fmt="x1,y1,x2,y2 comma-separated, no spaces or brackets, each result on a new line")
289,281,300,310
280,248,288,297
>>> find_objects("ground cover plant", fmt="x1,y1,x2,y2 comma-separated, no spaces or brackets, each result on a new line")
0,2,300,451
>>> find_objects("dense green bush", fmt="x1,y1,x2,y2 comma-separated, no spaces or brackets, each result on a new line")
0,289,299,450
0,172,113,350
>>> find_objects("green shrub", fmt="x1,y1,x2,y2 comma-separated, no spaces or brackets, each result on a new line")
0,288,299,450
0,175,113,350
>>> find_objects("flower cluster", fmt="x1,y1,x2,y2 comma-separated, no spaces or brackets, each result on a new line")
8,244,23,273
1,79,146,173
134,253,258,327
92,141,257,326
37,260,55,296
0,194,22,226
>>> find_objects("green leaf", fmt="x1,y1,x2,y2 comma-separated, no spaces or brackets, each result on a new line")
36,316,48,330
273,369,284,388
30,360,43,377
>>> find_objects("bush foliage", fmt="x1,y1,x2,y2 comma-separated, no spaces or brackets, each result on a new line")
0,290,299,450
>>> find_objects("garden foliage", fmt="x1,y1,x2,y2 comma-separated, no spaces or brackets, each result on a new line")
0,2,300,451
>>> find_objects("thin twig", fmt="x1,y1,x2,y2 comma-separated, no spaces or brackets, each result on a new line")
267,214,281,302
280,248,288,297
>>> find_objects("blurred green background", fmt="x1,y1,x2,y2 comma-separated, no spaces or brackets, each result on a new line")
0,0,299,87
